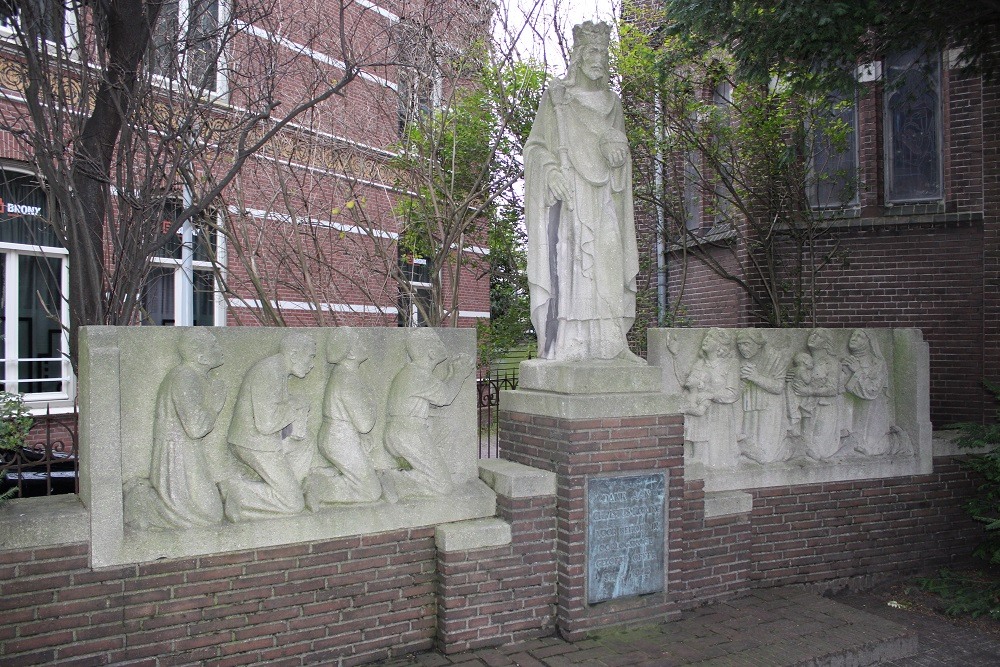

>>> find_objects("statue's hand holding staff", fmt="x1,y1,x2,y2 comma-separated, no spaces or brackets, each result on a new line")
547,170,574,209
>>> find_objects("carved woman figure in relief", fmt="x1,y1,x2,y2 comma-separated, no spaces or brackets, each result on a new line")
147,329,228,528
524,21,641,362
843,329,910,456
787,329,844,460
736,330,787,463
683,329,739,469
305,329,382,509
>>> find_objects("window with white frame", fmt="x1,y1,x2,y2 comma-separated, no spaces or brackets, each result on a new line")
0,168,72,405
150,0,226,94
885,49,942,203
397,254,431,327
809,92,859,208
141,203,222,327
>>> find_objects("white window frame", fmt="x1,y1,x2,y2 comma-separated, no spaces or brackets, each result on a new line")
145,215,226,327
0,242,73,409
150,0,230,99
398,257,431,327
0,0,79,52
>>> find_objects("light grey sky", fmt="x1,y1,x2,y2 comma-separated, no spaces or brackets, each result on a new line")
502,0,618,69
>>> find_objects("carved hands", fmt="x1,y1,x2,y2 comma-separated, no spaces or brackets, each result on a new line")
547,169,573,207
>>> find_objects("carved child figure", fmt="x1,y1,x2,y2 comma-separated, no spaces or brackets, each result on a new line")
785,351,817,437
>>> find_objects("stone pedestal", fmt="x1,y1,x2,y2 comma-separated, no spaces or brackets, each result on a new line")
499,360,685,640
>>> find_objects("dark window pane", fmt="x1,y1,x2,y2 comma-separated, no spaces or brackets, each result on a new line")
193,269,215,326
0,170,61,247
683,152,700,231
151,0,180,81
886,50,941,202
141,267,175,326
17,255,62,394
811,95,858,208
189,0,219,90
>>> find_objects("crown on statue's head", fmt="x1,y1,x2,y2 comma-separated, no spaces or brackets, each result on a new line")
572,21,611,51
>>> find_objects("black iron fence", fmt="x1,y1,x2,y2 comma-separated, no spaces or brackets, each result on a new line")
477,361,522,458
0,403,78,498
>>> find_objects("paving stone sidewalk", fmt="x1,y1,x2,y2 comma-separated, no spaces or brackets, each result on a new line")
374,588,919,667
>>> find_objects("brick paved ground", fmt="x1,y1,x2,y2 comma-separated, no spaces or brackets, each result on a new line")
373,588,918,667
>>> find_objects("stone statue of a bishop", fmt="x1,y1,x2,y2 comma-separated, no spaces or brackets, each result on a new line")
524,21,640,363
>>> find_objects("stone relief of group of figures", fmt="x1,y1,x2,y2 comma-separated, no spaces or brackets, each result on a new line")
125,328,474,530
667,328,913,469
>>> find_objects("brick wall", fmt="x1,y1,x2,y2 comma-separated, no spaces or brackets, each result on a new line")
0,529,438,666
749,459,980,587
499,406,982,639
435,495,557,652
646,54,1000,426
0,485,560,665
499,411,758,639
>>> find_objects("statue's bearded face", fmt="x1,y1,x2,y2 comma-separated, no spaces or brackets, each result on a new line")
578,45,608,82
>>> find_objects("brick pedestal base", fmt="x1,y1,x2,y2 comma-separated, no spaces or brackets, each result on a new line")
499,376,686,639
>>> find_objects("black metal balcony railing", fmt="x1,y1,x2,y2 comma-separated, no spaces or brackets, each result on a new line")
0,403,78,499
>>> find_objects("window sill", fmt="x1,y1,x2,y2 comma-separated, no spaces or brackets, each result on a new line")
819,209,982,230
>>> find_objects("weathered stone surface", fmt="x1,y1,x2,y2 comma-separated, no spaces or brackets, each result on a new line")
79,326,491,567
647,327,932,491
435,517,512,552
0,495,88,549
525,21,641,363
478,459,556,499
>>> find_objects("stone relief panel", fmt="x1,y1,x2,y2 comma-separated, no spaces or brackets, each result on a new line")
648,328,931,491
81,326,492,567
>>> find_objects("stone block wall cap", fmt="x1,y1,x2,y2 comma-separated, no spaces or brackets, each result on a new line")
0,495,89,549
478,459,557,498
435,517,512,552
702,490,754,519
518,358,662,394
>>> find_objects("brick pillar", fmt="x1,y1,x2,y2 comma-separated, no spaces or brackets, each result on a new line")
435,461,558,653
498,360,684,640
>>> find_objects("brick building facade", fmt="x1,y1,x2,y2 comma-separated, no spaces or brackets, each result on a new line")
635,49,1000,427
0,0,490,421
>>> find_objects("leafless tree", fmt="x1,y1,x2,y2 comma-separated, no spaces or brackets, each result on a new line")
0,0,402,365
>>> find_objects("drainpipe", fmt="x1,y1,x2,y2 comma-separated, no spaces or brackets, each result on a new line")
654,92,666,324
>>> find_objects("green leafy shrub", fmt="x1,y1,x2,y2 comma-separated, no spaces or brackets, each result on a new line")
950,380,1000,564
916,569,1000,620
0,391,34,504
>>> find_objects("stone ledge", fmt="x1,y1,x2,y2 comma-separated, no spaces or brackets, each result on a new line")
703,491,753,519
501,388,679,420
518,359,662,394
435,517,512,552
0,495,89,550
478,460,556,499
101,479,496,568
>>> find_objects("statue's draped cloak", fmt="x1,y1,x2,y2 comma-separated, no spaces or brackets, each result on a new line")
524,81,639,360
